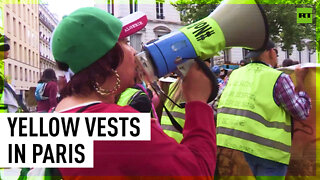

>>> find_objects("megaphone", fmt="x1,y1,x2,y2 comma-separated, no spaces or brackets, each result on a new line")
136,0,269,98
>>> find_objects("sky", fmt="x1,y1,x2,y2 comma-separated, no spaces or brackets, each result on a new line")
45,0,95,20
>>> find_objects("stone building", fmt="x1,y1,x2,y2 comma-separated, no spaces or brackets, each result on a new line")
39,3,58,75
2,2,40,98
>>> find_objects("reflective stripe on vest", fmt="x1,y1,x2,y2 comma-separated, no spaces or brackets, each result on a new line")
161,81,185,143
217,63,291,165
117,88,145,106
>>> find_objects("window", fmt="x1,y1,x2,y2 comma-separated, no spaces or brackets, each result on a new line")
13,42,17,59
33,71,35,83
23,5,26,21
32,51,35,66
107,0,114,15
20,67,23,81
13,17,16,36
24,25,26,42
19,44,22,60
24,47,27,63
27,9,30,25
154,25,171,37
36,54,38,67
6,13,10,34
28,49,31,64
25,69,28,81
129,0,138,13
19,22,22,40
156,2,164,19
31,13,34,28
8,64,12,80
19,4,22,17
14,66,18,80
35,17,38,30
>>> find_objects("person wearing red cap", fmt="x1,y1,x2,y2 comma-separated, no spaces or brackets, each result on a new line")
47,7,217,178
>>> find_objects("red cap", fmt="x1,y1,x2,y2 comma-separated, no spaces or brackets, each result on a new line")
119,11,148,39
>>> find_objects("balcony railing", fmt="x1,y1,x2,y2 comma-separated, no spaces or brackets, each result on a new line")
39,13,55,32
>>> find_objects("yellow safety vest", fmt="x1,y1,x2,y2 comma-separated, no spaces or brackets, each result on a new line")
161,81,185,143
0,61,5,113
117,88,146,106
0,97,8,113
217,63,291,165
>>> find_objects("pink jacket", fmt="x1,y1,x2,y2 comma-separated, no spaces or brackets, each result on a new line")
59,101,216,178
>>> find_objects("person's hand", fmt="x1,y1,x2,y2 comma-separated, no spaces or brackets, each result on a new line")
294,65,308,92
182,62,211,103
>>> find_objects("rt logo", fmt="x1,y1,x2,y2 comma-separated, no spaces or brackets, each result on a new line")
297,8,312,23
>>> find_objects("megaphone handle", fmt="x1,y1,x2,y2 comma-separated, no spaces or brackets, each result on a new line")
194,58,219,103
176,59,195,78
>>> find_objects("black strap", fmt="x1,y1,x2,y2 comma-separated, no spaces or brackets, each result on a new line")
163,105,183,133
194,58,219,103
76,102,101,113
4,81,29,112
49,102,100,113
127,90,143,105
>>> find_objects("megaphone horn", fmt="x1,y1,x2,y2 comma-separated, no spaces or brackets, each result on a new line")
137,0,269,80
211,0,269,50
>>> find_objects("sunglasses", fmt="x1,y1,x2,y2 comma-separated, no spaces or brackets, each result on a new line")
273,48,279,57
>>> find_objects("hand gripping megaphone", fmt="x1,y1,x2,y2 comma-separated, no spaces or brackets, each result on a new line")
136,0,269,101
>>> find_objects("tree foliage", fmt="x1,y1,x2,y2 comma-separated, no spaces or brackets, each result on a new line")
171,0,222,23
171,0,318,54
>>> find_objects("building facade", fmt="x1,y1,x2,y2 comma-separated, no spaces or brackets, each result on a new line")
95,0,184,51
95,0,316,66
3,2,40,97
39,3,58,75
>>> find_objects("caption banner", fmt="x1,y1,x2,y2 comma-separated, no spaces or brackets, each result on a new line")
0,113,150,168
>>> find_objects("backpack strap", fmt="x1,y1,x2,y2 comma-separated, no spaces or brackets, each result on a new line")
127,90,144,104
135,84,160,122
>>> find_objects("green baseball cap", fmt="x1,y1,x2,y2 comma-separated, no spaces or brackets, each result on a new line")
52,7,123,74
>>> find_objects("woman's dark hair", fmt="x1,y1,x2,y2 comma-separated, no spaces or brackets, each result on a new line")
282,58,294,67
57,42,124,98
38,68,57,83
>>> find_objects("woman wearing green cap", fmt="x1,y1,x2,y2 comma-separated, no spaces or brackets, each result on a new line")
52,7,216,177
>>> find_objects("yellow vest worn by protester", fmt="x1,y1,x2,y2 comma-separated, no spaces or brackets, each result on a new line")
161,81,185,143
117,87,146,106
0,61,8,113
0,95,8,113
217,62,291,165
